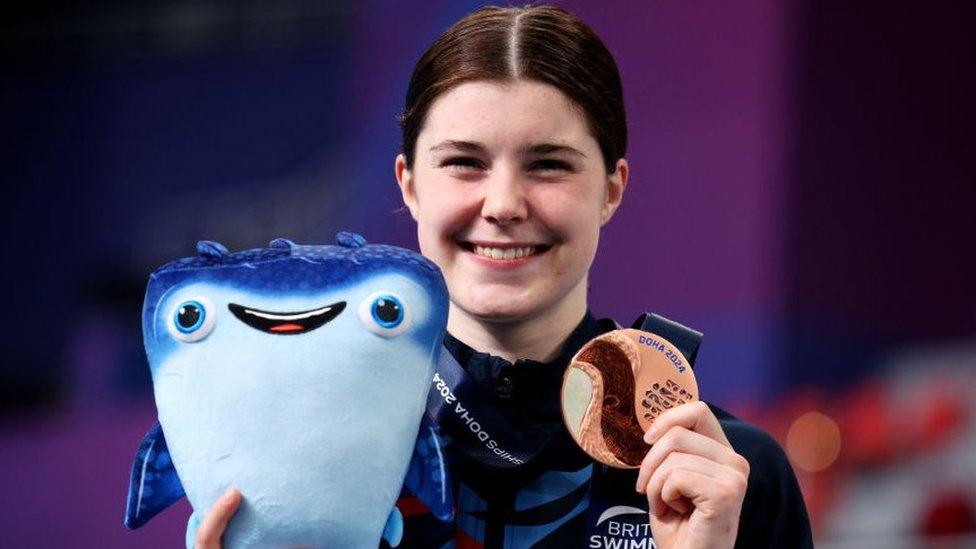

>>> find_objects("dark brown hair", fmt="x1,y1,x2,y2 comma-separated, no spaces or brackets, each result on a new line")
399,5,626,173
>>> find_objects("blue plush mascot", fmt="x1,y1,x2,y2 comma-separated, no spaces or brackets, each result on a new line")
124,232,452,548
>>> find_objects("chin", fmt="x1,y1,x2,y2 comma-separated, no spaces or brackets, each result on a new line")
457,293,541,324
455,289,546,323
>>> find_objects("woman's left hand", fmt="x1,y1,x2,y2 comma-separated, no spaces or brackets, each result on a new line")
635,401,750,549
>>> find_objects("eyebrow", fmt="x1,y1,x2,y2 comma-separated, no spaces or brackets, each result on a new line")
428,140,587,158
428,140,487,154
525,143,587,158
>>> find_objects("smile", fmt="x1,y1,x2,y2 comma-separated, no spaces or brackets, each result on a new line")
228,301,346,335
459,241,551,261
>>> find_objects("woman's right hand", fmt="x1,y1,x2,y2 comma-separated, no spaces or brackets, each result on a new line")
194,487,242,549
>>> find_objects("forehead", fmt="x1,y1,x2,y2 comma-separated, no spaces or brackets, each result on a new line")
419,80,597,152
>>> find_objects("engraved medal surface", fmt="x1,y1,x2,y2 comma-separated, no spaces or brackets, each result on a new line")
561,329,699,469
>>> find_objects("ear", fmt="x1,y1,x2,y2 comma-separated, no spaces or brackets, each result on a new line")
601,158,629,226
395,154,419,221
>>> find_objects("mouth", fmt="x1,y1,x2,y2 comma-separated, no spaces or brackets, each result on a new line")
227,301,346,335
458,240,552,261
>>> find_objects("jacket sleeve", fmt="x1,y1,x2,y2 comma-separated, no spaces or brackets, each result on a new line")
712,404,815,548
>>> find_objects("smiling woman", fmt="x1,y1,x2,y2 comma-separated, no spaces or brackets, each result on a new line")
393,8,627,359
384,5,811,548
396,79,627,355
393,7,628,359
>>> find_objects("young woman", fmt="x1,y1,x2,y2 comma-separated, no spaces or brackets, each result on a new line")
197,6,812,548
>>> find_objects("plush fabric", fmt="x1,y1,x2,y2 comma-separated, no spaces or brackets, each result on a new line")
124,232,452,548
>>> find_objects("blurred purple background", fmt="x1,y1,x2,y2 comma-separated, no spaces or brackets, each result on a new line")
2,1,973,546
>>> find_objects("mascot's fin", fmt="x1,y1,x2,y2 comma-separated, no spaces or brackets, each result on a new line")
382,506,404,547
124,421,186,529
402,414,454,521
185,513,202,549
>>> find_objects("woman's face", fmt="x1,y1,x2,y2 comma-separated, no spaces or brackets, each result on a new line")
396,80,627,325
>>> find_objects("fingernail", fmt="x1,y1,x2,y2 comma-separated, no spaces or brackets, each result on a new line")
222,487,237,502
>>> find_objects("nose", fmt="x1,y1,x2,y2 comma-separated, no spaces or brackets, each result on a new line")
481,169,528,225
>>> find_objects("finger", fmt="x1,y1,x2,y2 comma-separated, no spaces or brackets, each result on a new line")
646,452,724,514
195,487,242,549
635,426,749,492
644,452,743,517
644,401,729,447
646,453,703,517
654,461,747,519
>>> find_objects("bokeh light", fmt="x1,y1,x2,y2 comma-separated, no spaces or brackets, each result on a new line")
787,411,842,473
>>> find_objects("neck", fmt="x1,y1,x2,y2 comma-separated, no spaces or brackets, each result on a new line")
446,279,588,363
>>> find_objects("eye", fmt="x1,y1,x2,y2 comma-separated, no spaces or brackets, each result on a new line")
529,159,573,173
168,297,217,342
441,156,485,170
358,292,411,337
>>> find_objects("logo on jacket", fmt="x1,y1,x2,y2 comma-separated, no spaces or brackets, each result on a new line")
588,505,657,548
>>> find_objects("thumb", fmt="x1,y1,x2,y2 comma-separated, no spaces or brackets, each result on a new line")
194,488,242,549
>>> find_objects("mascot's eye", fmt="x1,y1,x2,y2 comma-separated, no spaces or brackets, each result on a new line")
358,292,411,337
176,302,204,332
372,296,403,327
168,297,216,342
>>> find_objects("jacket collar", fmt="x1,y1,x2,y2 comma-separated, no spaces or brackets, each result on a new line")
443,311,608,404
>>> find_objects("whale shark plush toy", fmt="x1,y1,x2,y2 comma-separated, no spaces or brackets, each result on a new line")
124,232,453,548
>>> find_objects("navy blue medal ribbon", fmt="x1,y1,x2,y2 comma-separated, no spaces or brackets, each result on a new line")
630,312,702,367
427,349,542,468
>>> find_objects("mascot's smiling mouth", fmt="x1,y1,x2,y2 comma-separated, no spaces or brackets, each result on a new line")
228,301,346,335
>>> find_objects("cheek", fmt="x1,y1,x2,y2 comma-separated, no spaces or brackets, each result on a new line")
418,198,472,239
532,184,605,238
413,183,474,253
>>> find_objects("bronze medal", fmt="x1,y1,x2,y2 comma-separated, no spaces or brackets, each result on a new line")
561,329,699,468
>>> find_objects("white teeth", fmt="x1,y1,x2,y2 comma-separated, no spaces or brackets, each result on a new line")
473,245,537,260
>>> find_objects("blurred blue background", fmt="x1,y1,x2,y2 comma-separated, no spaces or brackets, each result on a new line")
2,1,973,546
